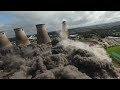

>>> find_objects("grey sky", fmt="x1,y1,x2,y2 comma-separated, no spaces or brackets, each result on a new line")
0,11,120,38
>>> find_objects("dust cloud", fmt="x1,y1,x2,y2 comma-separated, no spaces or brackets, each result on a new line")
0,20,119,79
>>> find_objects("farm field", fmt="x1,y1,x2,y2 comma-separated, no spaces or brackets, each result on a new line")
106,46,120,55
106,46,120,68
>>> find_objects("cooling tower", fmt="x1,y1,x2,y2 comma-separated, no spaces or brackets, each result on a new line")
14,28,30,46
60,20,68,39
62,21,67,31
36,24,51,44
0,31,12,48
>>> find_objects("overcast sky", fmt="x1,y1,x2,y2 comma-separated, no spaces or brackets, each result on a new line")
0,11,120,38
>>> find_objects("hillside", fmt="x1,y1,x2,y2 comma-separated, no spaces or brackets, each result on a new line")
68,21,120,33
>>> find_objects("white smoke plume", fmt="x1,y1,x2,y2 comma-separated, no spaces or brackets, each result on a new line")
58,20,112,62
59,20,68,40
59,39,112,62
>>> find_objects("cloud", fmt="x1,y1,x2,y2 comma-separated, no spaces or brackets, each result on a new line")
0,11,120,38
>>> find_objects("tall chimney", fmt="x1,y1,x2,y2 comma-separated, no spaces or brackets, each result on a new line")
14,28,30,46
59,20,68,39
36,24,51,44
0,31,12,48
62,20,67,32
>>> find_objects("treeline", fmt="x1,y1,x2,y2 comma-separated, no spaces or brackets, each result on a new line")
77,29,120,38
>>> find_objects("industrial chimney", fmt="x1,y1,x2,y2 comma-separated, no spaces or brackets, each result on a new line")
36,24,51,44
59,20,68,39
14,28,30,46
0,31,12,48
62,20,67,32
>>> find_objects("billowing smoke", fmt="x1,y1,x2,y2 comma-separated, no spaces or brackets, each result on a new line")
58,20,112,62
59,20,68,40
59,39,112,62
0,39,119,79
0,20,119,79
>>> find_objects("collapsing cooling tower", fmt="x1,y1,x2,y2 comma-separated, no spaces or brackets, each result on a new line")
36,24,51,44
14,28,30,46
0,32,12,48
59,20,68,39
62,21,67,32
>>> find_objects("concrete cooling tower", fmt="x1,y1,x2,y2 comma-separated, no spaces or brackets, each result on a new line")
59,20,68,39
62,20,67,32
36,24,51,44
14,28,30,46
0,31,12,48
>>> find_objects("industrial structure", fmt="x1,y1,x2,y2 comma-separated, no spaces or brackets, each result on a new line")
0,22,61,47
59,20,68,39
0,32,12,48
62,20,67,32
36,24,51,44
14,28,30,46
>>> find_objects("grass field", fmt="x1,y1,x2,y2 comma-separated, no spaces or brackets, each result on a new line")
106,46,120,55
106,46,120,68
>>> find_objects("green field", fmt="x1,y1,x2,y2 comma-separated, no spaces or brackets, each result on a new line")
106,46,120,55
106,46,120,67
115,32,120,35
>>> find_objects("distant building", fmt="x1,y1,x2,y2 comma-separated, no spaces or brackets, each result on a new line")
69,34,79,39
28,35,37,40
107,36,120,39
